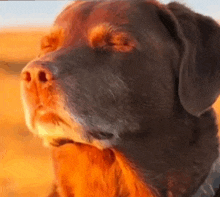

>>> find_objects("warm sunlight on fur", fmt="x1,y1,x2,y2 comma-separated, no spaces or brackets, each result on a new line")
36,118,117,149
35,115,86,147
52,143,157,197
40,26,65,56
88,23,114,49
2,22,220,197
88,23,137,52
36,122,67,146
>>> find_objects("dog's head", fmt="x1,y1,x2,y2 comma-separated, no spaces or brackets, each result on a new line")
21,0,220,196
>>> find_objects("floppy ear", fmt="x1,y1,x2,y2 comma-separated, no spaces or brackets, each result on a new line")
158,2,220,117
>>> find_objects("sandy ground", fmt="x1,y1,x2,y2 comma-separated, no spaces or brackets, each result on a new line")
0,27,220,197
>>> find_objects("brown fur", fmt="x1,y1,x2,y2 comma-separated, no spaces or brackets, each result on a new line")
20,0,220,196
88,23,137,52
52,143,157,197
40,26,65,56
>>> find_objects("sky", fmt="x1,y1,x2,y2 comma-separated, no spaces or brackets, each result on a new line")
0,0,220,28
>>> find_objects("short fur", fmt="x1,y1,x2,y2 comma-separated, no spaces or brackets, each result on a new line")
21,0,220,196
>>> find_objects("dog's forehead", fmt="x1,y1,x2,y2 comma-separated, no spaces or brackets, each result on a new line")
52,1,136,47
53,1,160,46
55,1,131,28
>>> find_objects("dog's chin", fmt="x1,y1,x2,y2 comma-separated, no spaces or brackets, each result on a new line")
34,116,88,147
31,114,116,149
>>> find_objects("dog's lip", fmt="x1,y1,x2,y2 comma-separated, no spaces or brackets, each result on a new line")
88,131,114,140
50,138,75,147
33,106,70,128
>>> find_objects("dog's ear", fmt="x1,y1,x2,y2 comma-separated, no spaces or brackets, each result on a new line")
158,2,220,117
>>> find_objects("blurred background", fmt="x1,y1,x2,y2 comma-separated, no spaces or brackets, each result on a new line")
0,0,220,196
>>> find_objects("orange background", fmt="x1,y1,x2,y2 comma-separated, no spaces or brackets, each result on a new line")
0,27,220,197
0,27,54,197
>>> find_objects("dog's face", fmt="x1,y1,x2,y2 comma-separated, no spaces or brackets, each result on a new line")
21,1,179,148
21,0,220,196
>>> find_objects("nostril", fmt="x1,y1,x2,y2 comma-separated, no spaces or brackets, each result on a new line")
21,65,53,83
38,71,47,82
22,71,31,82
38,71,52,82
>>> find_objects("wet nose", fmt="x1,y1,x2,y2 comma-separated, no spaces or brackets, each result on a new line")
21,62,53,85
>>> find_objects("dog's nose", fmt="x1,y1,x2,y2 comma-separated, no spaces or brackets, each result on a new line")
21,62,53,85
21,61,58,112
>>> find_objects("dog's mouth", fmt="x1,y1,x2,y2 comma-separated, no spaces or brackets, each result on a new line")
50,132,114,147
49,132,114,147
31,107,80,145
35,111,69,127
88,131,114,140
32,107,115,148
50,137,75,147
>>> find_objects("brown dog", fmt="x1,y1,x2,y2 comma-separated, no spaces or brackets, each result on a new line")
21,0,220,196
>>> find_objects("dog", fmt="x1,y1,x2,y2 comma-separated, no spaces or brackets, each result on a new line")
20,0,220,196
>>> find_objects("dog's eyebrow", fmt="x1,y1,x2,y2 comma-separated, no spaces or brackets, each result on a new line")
88,23,113,48
88,23,137,52
40,26,65,55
